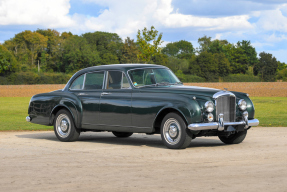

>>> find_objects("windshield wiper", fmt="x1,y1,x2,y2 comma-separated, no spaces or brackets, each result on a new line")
155,82,171,86
171,82,183,85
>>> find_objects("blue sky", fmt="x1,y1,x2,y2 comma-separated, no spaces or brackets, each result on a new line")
1,0,287,62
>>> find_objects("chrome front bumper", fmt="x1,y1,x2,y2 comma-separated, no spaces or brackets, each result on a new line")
188,119,259,131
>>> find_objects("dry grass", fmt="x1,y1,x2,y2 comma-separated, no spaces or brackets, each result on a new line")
0,82,287,97
185,82,287,97
0,84,65,97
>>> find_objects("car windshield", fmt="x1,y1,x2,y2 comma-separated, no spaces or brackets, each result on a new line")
128,68,181,87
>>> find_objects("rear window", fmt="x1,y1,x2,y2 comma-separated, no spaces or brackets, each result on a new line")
84,72,105,90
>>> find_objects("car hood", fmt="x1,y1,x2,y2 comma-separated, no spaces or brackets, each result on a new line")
139,85,223,98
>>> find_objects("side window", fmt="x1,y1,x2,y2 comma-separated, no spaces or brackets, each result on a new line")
106,71,130,89
84,72,104,90
70,74,84,90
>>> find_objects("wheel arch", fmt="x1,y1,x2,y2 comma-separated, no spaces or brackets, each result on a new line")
153,107,188,134
50,104,79,128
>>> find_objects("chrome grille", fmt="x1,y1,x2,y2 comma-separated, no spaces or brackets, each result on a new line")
216,95,236,122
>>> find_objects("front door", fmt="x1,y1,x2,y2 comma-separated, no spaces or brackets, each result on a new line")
99,71,132,127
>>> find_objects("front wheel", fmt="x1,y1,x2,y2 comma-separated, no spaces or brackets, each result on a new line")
218,130,247,144
160,113,192,149
54,109,80,142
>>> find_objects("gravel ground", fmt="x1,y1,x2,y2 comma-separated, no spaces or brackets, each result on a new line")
0,127,287,192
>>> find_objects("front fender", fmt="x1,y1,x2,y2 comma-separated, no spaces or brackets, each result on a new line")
154,96,202,125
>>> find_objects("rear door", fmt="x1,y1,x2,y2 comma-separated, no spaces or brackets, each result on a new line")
69,71,105,128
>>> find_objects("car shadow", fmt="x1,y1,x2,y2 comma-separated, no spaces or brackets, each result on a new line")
16,132,225,149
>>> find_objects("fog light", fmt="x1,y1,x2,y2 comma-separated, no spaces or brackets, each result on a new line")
207,113,214,122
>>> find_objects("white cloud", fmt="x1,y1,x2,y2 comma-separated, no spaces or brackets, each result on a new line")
252,42,273,48
154,1,252,30
255,8,287,32
214,33,223,40
0,0,255,38
264,33,287,42
0,0,74,27
1,0,287,62
159,41,171,48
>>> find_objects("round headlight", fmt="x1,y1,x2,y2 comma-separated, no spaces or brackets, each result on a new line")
238,99,247,111
205,101,214,113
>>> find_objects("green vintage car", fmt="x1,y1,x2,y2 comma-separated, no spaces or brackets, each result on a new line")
26,64,259,149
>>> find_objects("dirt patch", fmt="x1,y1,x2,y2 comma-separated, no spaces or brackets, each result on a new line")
0,127,286,191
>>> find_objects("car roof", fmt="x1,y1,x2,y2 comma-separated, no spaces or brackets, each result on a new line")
77,64,165,74
63,64,167,91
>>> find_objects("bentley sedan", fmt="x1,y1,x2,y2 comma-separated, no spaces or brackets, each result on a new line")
26,64,259,149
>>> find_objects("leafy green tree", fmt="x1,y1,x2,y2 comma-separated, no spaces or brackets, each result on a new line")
213,52,231,77
36,29,61,72
136,26,163,63
208,39,229,54
195,51,218,81
197,36,212,53
4,30,47,67
277,68,287,81
254,52,278,81
83,32,123,65
151,53,168,66
277,61,287,71
162,40,194,59
0,45,18,73
236,40,258,67
166,56,189,73
121,37,139,63
61,35,101,73
224,45,248,74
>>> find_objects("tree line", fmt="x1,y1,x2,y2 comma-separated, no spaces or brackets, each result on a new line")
0,26,287,83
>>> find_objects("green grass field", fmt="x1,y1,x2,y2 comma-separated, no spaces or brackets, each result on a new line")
0,97,286,131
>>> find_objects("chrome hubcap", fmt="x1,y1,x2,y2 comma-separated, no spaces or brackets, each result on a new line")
169,125,178,138
60,119,68,132
55,114,71,138
163,118,181,145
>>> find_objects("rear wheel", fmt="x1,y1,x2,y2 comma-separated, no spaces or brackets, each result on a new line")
54,109,80,142
218,130,247,144
160,113,192,149
112,131,133,138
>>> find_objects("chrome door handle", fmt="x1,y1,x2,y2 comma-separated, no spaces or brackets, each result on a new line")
78,93,87,96
101,92,111,96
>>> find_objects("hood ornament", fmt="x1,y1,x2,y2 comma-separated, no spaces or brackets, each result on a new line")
224,88,228,91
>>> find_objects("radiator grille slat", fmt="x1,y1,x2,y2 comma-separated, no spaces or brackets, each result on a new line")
216,95,236,122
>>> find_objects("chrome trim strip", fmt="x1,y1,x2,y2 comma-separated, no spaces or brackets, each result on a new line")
213,90,236,99
188,122,219,131
188,119,259,131
82,73,86,90
104,70,132,90
247,119,260,127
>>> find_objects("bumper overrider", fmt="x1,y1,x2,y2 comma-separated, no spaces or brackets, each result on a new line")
188,113,259,131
